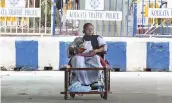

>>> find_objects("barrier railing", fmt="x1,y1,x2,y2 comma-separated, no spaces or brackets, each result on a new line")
0,0,172,37
133,0,172,37
0,0,79,36
0,0,52,36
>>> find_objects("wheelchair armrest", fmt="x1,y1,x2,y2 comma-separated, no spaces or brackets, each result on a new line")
97,51,107,55
68,68,105,70
97,51,107,59
60,67,110,71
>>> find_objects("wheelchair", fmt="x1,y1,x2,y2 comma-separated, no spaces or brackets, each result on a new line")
60,53,112,100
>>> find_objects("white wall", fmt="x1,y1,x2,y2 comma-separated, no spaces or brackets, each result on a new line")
0,37,172,71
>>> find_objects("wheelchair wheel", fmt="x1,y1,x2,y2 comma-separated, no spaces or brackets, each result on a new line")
100,93,104,98
70,94,75,98
103,92,108,100
64,96,68,100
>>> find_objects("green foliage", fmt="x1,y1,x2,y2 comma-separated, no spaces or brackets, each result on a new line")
41,0,52,27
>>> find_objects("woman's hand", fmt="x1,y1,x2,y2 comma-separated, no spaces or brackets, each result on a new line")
90,49,99,54
90,46,105,54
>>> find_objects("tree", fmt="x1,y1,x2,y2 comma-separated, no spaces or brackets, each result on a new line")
41,0,52,27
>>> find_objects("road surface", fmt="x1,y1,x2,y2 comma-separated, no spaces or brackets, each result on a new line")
1,71,172,103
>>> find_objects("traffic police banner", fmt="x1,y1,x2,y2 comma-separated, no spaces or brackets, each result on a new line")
148,8,172,18
66,10,122,21
0,8,41,17
0,0,41,26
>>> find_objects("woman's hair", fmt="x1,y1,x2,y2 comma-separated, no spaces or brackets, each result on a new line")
83,23,93,33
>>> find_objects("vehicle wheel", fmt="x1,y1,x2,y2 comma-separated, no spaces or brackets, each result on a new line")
70,94,75,98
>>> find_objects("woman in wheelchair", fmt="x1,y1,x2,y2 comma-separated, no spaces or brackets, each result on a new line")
67,23,109,90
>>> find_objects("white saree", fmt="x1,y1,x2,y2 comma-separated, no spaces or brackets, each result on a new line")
67,36,107,85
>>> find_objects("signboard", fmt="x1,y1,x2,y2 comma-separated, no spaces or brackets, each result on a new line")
85,0,104,10
136,1,148,25
0,8,41,17
0,0,41,26
5,0,25,8
0,0,25,26
148,8,172,18
137,1,162,25
66,10,122,21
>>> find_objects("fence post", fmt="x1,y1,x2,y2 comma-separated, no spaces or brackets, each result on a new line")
132,3,137,37
51,0,57,36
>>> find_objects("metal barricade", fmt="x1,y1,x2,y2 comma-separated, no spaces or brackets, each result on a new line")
1,0,171,37
0,0,53,36
0,0,133,37
133,0,172,37
63,0,133,37
54,0,79,36
0,0,80,36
